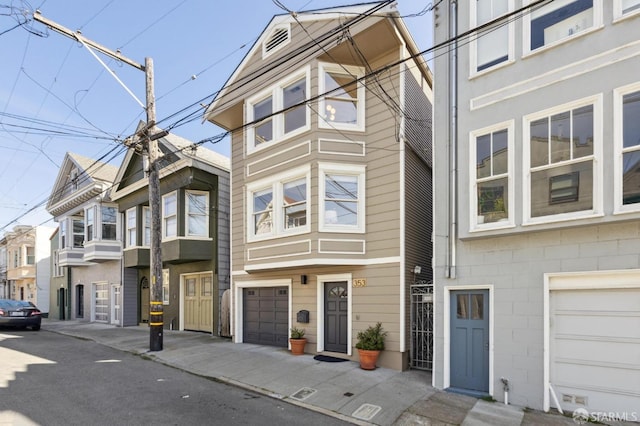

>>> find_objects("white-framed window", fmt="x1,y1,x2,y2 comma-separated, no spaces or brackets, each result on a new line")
53,250,63,277
85,206,95,242
162,269,170,305
524,95,602,223
162,192,178,239
318,163,366,233
143,206,151,247
246,165,310,241
60,220,67,249
471,0,512,74
101,206,117,240
318,62,365,132
186,190,209,237
525,0,601,54
25,246,35,265
126,207,137,248
614,83,640,213
470,121,514,228
245,67,310,153
614,0,640,18
72,217,84,248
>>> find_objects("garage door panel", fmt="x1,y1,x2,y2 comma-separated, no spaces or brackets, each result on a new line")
550,286,640,414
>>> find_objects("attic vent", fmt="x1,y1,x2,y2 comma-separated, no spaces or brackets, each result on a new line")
263,26,290,57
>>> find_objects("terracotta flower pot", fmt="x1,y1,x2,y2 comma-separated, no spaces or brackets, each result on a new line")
358,349,380,370
289,338,307,355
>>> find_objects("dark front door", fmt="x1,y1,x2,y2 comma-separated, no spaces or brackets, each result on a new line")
58,288,66,320
325,282,348,353
243,287,288,347
450,289,489,393
76,285,84,318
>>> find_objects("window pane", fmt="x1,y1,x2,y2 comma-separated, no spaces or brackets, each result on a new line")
253,189,273,235
492,129,508,175
530,0,594,50
188,215,206,236
325,72,358,100
102,224,116,240
623,151,640,205
165,217,177,237
254,97,273,145
102,207,117,240
144,208,151,246
573,105,594,158
622,0,640,13
253,189,272,212
188,193,206,215
530,118,549,167
471,294,484,320
550,111,571,163
283,78,306,134
325,200,358,225
201,276,212,296
164,194,176,216
477,24,508,71
324,71,359,125
325,174,357,200
325,99,357,125
478,177,508,223
186,278,196,297
283,179,306,229
623,91,640,149
476,134,491,179
531,160,593,217
457,294,468,319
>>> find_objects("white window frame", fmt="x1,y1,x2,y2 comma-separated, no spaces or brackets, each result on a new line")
162,191,178,240
85,205,96,242
318,163,366,234
126,207,137,248
523,94,603,225
59,220,67,249
470,121,515,230
523,0,602,56
142,206,151,247
100,205,118,241
186,190,209,238
614,81,640,214
246,165,311,242
245,66,311,154
72,216,84,248
614,0,640,20
318,62,366,132
470,0,514,76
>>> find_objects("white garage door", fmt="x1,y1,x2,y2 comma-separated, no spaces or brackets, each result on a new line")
550,287,640,414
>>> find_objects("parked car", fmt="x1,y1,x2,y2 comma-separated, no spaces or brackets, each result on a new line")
0,299,42,330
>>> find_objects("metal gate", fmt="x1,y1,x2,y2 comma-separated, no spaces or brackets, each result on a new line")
410,280,433,370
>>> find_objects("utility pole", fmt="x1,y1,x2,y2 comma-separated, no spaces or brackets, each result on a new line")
33,11,165,351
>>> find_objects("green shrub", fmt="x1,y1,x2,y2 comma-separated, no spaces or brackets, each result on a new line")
356,322,387,350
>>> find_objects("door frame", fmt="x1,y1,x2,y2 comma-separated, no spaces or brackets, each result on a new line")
443,285,494,396
232,279,292,344
317,273,352,355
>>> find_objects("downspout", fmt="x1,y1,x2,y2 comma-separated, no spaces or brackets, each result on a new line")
447,0,458,279
66,266,72,320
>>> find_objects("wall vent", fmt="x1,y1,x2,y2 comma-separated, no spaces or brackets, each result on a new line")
263,26,290,58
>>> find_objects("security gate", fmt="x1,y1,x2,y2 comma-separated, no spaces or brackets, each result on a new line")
410,280,433,370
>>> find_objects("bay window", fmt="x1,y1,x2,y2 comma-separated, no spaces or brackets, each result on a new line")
86,206,95,242
471,122,513,227
247,166,310,240
246,68,310,152
525,97,600,221
319,63,365,131
319,163,365,233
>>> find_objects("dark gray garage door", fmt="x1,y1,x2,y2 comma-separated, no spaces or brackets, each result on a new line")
243,287,288,347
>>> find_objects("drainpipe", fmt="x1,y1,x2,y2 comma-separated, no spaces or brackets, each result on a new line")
447,0,458,279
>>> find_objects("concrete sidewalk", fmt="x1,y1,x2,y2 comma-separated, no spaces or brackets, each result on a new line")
41,320,578,425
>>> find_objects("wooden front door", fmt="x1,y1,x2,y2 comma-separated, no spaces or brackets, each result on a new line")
184,273,213,333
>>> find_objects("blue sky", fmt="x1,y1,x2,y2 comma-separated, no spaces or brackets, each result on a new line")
0,0,433,232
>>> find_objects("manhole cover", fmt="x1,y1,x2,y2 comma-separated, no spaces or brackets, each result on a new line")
352,403,381,420
290,387,317,401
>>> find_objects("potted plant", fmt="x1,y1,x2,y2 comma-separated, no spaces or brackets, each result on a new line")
289,326,307,355
355,322,387,370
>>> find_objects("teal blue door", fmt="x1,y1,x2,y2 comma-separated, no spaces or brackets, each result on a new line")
450,290,489,392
